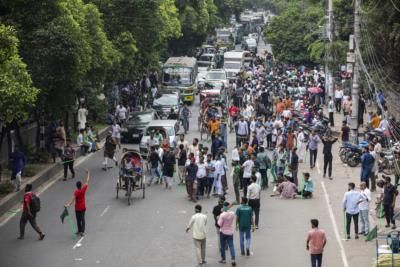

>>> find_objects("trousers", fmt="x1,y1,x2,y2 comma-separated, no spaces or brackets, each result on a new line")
193,238,206,264
248,199,260,226
323,155,332,177
359,209,369,233
76,210,86,233
20,211,42,237
346,213,359,237
220,233,235,261
384,204,395,225
311,253,323,267
309,149,318,168
239,228,251,254
64,160,75,178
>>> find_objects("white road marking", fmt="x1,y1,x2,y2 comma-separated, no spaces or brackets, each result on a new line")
321,181,350,267
316,161,321,175
73,236,85,249
100,206,110,217
178,210,187,214
74,258,83,261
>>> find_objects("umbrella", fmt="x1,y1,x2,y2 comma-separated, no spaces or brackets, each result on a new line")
308,87,322,94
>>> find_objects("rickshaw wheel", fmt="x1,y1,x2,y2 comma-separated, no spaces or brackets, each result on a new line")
127,178,132,206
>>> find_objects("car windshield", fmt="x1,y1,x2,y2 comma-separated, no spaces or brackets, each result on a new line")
154,94,178,106
127,113,153,123
162,67,192,85
199,55,213,62
246,39,256,45
145,126,174,136
206,72,226,80
198,62,211,68
224,62,241,69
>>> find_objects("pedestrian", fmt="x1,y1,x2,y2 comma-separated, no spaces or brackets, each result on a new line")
211,133,224,159
10,146,25,191
111,120,121,149
247,175,261,229
328,96,334,126
296,127,307,162
242,155,255,197
289,147,299,185
102,132,117,170
306,219,327,267
196,156,207,199
321,136,337,180
186,204,207,267
63,139,76,181
65,169,90,236
382,176,398,229
342,182,361,239
340,121,350,143
186,157,198,202
213,196,225,250
236,197,254,256
218,202,237,266
308,131,320,169
360,147,374,188
358,182,371,236
256,146,270,189
369,144,378,192
214,153,225,196
177,144,187,185
205,154,215,198
18,184,45,240
162,146,175,189
148,146,162,186
335,87,343,113
232,161,241,204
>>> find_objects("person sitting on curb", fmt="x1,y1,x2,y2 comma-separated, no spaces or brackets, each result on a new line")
297,172,313,199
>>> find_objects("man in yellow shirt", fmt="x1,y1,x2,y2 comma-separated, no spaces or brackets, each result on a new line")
208,116,220,138
370,113,380,129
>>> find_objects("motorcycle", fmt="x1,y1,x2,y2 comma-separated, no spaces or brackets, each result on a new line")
339,141,368,165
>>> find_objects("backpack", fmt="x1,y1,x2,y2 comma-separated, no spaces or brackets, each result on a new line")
30,193,41,213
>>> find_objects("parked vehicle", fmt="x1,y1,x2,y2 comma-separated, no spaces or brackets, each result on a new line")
121,110,159,143
152,91,180,119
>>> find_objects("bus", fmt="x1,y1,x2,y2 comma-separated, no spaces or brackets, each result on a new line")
161,57,198,105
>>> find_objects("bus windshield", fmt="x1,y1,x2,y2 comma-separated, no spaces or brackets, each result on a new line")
162,67,192,86
224,62,241,70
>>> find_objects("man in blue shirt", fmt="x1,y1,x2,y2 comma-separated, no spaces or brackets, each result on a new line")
342,182,361,239
360,147,374,189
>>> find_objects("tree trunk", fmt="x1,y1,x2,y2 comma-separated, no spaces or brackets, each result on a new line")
13,121,24,151
65,111,70,138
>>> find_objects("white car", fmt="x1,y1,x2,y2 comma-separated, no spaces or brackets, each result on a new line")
205,69,228,88
195,67,209,90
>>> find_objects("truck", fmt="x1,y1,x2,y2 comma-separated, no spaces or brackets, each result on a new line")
223,51,246,81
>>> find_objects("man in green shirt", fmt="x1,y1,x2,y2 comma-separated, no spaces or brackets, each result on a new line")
256,146,270,189
235,197,254,256
232,162,241,204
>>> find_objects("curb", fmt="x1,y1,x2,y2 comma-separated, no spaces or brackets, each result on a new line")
0,126,111,218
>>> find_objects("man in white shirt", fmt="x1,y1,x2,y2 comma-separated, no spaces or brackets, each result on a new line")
115,104,128,125
335,88,344,113
231,146,240,164
111,120,121,149
196,157,207,198
242,155,255,197
247,176,261,228
358,182,371,235
236,117,249,147
328,96,334,127
214,155,225,196
186,205,207,267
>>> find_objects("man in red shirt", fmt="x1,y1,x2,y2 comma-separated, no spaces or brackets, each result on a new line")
66,169,90,236
306,219,327,267
18,184,45,240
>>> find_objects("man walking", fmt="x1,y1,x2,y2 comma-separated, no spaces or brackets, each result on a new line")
186,204,207,267
328,96,335,126
65,169,90,236
382,176,398,229
242,155,255,197
18,184,45,240
256,146,270,189
186,158,198,202
218,202,237,266
236,197,254,256
148,146,162,186
343,182,361,239
247,176,261,229
358,182,371,236
63,139,75,181
289,147,299,185
308,131,320,169
306,219,326,267
321,136,337,180
360,147,374,188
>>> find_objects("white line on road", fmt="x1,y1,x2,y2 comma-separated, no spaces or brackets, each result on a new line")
100,206,110,217
73,236,84,249
321,180,350,267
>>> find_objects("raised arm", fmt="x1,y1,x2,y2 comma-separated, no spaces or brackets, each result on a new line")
85,169,90,185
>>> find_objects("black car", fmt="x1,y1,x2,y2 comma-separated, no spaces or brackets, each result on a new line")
121,110,159,143
152,91,180,119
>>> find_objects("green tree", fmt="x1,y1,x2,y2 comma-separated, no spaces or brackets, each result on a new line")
0,24,39,152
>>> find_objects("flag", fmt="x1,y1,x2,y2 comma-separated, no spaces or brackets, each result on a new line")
60,207,69,224
365,226,378,242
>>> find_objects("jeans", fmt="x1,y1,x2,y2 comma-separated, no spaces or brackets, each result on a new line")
259,169,268,188
76,210,86,233
149,168,160,184
335,98,342,112
266,133,272,148
309,149,318,168
359,209,369,233
193,238,206,264
233,183,240,203
239,228,251,254
323,155,332,177
249,199,260,226
197,178,207,197
311,253,323,267
20,211,42,237
329,112,334,126
63,160,75,179
243,178,251,197
346,213,359,237
220,233,235,261
384,204,395,225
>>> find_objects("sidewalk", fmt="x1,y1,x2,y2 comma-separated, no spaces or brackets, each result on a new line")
0,126,110,218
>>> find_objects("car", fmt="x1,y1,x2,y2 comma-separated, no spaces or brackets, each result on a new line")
120,110,159,143
205,69,228,88
152,91,180,119
139,120,179,158
195,67,209,91
197,53,217,69
244,38,257,54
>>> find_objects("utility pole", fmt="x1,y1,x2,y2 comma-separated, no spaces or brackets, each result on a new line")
349,0,361,143
325,0,334,98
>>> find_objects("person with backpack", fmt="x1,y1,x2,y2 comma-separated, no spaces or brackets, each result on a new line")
65,169,90,236
18,183,45,240
63,139,76,181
